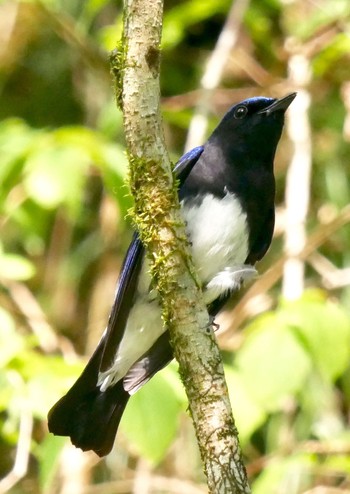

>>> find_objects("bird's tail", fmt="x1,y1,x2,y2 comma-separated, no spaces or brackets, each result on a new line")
48,344,130,457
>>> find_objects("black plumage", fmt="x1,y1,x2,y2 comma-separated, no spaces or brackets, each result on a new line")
48,93,296,456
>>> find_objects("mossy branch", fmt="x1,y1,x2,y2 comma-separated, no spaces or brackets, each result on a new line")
111,0,251,492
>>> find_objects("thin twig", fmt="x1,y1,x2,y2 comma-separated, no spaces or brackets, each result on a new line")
133,459,152,494
59,445,96,494
184,0,250,151
5,280,61,353
0,408,33,494
307,252,350,289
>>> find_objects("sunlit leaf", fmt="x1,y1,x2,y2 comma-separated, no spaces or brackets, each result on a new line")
252,454,315,494
163,0,229,48
24,142,88,212
0,119,37,192
236,313,311,411
0,371,14,410
38,435,67,492
282,293,350,381
14,351,84,419
0,253,36,280
121,371,182,464
0,308,24,367
313,33,350,77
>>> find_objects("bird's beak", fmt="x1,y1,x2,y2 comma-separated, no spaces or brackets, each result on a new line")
258,92,297,115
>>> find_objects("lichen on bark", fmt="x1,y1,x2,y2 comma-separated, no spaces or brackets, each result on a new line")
109,38,127,111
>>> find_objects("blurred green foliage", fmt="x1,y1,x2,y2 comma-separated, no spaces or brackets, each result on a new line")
0,0,350,493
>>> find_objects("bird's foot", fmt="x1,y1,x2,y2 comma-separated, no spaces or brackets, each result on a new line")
209,315,220,332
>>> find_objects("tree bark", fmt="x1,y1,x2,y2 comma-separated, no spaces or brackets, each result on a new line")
111,1,250,492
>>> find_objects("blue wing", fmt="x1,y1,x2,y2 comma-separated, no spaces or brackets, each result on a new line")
100,232,144,371
173,145,204,183
100,145,204,370
48,145,204,455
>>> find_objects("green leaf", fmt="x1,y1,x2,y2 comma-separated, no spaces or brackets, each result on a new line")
236,313,311,411
313,32,350,77
163,0,229,48
121,371,182,464
0,252,36,280
0,370,14,410
297,374,343,440
0,308,24,367
0,119,37,193
38,434,67,492
225,367,266,443
24,142,88,212
322,433,350,471
282,294,350,381
14,351,84,419
252,454,315,494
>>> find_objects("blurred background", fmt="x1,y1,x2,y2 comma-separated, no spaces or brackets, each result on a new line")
1,0,350,493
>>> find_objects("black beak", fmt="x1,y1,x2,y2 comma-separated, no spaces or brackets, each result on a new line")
258,92,297,115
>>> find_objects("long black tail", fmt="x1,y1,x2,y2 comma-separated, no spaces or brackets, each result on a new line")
47,298,229,456
48,343,130,457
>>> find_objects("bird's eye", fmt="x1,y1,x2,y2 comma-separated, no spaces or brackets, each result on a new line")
234,106,248,119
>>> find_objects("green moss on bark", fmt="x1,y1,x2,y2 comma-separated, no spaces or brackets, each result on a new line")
127,151,202,327
109,38,127,110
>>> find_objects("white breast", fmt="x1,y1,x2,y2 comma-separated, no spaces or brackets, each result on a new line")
182,192,249,283
98,192,251,390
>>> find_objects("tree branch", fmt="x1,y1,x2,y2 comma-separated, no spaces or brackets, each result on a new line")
111,0,250,492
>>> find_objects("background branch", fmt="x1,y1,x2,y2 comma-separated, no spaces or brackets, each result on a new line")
282,50,312,300
0,408,32,494
185,0,250,151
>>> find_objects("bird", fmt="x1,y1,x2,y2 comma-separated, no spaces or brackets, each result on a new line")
48,92,296,456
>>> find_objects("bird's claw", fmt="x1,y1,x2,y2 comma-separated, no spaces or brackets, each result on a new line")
209,315,220,332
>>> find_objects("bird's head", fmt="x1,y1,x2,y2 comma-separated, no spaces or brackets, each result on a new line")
211,93,296,164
